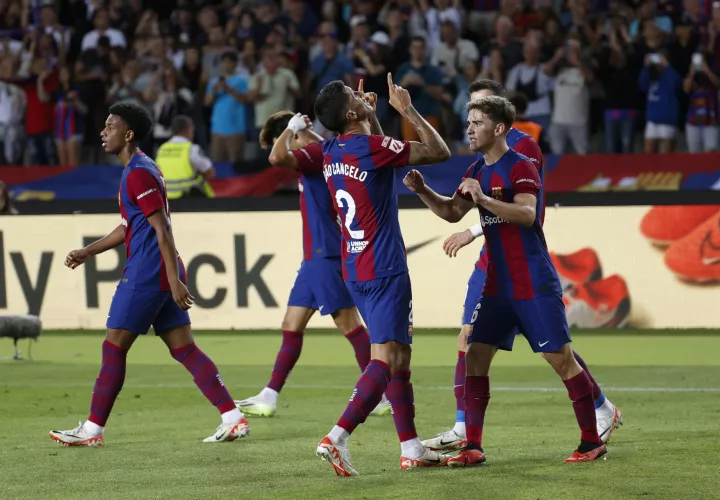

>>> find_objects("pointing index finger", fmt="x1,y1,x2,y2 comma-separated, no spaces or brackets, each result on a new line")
358,79,364,93
387,72,393,90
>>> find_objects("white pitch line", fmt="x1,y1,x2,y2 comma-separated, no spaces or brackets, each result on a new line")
1,382,719,392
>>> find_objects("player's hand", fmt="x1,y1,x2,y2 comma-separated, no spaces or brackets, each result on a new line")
171,281,194,310
358,79,378,112
286,112,308,134
443,230,475,258
302,114,313,129
388,72,412,113
460,177,488,205
403,169,426,194
65,248,91,270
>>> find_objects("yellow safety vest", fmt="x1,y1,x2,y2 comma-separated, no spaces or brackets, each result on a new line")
155,140,215,200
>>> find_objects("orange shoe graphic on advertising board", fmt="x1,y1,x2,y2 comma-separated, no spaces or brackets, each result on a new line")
664,209,720,283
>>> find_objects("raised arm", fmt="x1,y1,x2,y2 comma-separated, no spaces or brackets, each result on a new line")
403,170,475,223
268,114,324,170
387,73,451,166
358,79,384,135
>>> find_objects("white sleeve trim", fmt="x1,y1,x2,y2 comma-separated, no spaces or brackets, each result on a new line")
469,223,483,238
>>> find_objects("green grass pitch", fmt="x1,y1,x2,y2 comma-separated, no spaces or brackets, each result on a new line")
2,329,720,500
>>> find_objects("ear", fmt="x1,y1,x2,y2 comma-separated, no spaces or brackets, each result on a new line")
125,129,135,144
494,122,505,137
346,109,357,121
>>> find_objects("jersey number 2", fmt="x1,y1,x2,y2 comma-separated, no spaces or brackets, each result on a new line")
335,189,364,239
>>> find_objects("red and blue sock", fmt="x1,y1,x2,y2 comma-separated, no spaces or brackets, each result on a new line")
267,330,304,393
345,326,371,372
386,370,417,442
564,370,602,444
337,360,391,434
573,351,606,408
454,351,466,424
88,340,127,427
464,375,490,449
171,342,236,414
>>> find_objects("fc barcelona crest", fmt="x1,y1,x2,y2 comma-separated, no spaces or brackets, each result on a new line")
491,186,503,200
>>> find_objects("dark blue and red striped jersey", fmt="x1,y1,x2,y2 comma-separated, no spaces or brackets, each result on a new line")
321,134,411,282
471,127,544,273
459,148,561,300
291,142,341,260
118,152,186,291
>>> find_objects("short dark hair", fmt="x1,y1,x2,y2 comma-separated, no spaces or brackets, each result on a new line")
220,50,238,63
170,115,194,136
108,102,153,143
466,95,516,134
468,79,506,97
314,80,349,134
508,92,528,115
410,36,426,46
259,110,294,149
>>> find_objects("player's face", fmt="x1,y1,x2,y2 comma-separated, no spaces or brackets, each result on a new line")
467,108,504,152
344,85,372,122
470,89,494,101
100,114,129,155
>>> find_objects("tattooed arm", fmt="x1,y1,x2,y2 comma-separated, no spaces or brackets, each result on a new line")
387,73,451,166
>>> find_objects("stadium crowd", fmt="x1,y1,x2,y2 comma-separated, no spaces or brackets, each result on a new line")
0,0,719,168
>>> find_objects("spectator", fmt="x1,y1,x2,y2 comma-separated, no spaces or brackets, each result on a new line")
354,31,393,123
417,0,462,51
683,53,720,152
480,15,524,71
0,58,26,165
639,51,682,153
282,0,319,46
22,58,57,165
307,22,354,96
76,36,112,149
599,17,641,153
204,51,248,163
478,47,507,87
506,37,555,130
180,46,205,94
395,36,445,142
347,15,371,74
453,60,481,151
170,6,197,46
249,47,300,137
147,68,193,153
629,0,673,38
432,20,480,81
81,8,127,52
546,37,594,154
0,181,18,215
52,66,87,166
384,7,411,70
203,26,233,80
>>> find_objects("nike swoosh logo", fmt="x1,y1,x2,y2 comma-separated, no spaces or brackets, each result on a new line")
538,341,549,347
425,457,442,463
439,438,459,445
406,237,440,255
700,222,720,266
215,433,225,441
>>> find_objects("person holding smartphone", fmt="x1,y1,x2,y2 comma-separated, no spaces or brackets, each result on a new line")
639,49,682,153
683,52,720,152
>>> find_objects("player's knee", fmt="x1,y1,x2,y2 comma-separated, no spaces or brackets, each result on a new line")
542,347,579,379
331,308,363,335
465,343,493,376
282,307,312,332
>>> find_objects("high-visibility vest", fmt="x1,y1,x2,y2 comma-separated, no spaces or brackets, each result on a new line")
512,120,542,144
155,140,215,200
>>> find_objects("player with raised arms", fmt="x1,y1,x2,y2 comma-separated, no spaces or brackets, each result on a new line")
233,100,390,418
421,79,622,452
405,95,607,464
313,73,452,476
49,102,249,446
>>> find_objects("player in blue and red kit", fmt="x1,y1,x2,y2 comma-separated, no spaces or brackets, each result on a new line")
313,74,452,476
422,80,623,451
233,107,391,418
405,95,607,464
49,102,249,447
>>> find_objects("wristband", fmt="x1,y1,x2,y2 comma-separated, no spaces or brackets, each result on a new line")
468,224,483,238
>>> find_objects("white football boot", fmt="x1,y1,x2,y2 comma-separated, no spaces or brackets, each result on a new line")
316,436,359,477
49,421,104,447
421,429,466,451
234,394,276,417
596,400,624,444
203,416,251,442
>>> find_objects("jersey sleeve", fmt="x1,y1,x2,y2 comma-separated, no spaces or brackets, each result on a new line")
366,135,411,169
512,136,543,174
290,142,324,174
510,160,541,196
455,161,479,201
126,169,165,217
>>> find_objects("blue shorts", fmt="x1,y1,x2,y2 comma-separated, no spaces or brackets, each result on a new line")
346,272,413,345
462,266,487,325
287,258,355,315
468,294,570,353
107,287,190,335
